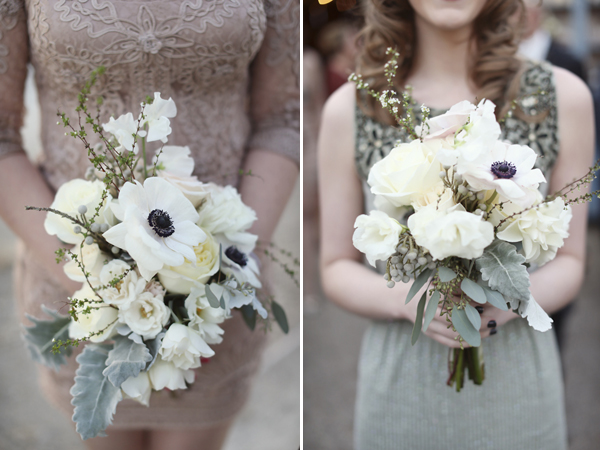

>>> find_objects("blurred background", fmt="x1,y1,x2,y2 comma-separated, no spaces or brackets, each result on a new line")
303,0,600,448
0,68,300,449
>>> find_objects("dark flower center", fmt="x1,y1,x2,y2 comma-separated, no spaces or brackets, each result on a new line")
225,246,248,267
148,209,175,238
490,160,517,179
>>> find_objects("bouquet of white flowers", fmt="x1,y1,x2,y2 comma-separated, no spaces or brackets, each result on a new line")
350,50,598,391
23,68,289,439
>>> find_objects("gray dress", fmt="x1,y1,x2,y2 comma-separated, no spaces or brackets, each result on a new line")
353,62,568,450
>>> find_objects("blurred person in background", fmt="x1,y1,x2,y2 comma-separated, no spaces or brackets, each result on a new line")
318,0,593,449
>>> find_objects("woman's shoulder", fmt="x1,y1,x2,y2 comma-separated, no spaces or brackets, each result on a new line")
321,81,356,125
551,65,593,115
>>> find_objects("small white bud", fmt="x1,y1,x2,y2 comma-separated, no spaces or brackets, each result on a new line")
477,192,486,200
403,263,414,272
478,203,487,211
384,273,391,281
398,246,409,254
402,275,410,283
78,205,88,215
417,257,428,266
100,223,109,233
406,251,417,261
111,246,120,255
391,256,400,264
443,164,451,171
84,236,94,245
438,171,447,179
427,262,437,270
457,185,467,195
73,226,82,234
387,280,396,289
90,223,101,233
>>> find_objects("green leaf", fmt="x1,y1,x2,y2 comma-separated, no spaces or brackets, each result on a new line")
481,286,509,311
464,303,482,330
240,304,256,331
219,295,226,310
71,345,122,440
423,290,441,332
205,285,220,308
452,308,481,347
437,267,457,282
23,306,72,371
102,336,152,388
460,278,486,304
405,269,433,305
271,300,289,334
476,240,530,302
411,292,427,345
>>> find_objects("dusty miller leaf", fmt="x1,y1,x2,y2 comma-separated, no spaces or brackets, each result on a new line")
102,336,152,388
71,345,123,440
476,241,530,302
23,306,72,371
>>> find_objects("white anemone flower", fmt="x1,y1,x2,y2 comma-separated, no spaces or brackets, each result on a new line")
103,177,206,280
140,92,177,143
459,141,546,207
102,112,138,153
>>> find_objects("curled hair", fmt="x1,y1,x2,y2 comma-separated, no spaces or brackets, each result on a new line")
356,0,527,124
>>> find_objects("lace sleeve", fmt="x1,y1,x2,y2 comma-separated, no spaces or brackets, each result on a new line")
247,0,300,165
0,1,27,160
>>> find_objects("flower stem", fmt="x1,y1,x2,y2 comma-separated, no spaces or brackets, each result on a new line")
141,134,148,179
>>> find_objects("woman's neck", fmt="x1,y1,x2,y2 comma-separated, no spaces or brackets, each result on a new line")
405,17,477,109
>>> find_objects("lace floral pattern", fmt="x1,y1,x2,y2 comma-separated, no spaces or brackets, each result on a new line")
0,0,23,74
355,62,559,183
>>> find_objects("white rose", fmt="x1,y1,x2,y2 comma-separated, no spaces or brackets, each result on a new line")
121,371,152,406
119,291,170,340
497,197,572,266
408,203,494,260
159,323,214,370
63,242,110,284
184,286,227,344
367,139,444,208
153,146,210,207
44,179,112,245
98,260,146,309
68,284,118,343
353,210,404,267
158,230,220,295
148,355,195,391
411,186,456,211
197,184,256,235
419,100,474,140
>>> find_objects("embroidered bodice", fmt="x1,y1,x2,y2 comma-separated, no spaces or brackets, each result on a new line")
0,0,299,189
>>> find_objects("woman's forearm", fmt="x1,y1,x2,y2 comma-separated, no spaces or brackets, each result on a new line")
0,152,80,292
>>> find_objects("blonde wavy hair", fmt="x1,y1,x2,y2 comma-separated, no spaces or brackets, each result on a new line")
356,0,528,123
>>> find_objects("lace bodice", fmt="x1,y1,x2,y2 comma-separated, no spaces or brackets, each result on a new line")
0,0,299,189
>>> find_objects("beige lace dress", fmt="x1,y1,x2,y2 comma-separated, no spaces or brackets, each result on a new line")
0,0,299,429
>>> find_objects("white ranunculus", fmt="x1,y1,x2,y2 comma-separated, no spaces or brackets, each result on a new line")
121,371,152,406
159,323,214,370
63,242,110,284
496,197,572,266
459,141,546,207
68,284,118,343
103,177,206,280
411,186,456,211
353,210,404,267
140,92,177,143
158,230,220,295
153,146,210,208
184,286,227,344
148,355,195,391
197,184,256,237
419,100,474,140
408,203,494,260
102,113,138,153
44,179,112,245
98,260,146,309
119,291,170,340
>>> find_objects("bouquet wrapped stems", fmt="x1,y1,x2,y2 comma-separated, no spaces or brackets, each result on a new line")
448,346,485,392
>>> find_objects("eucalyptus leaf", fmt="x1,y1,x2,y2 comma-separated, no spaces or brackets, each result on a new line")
452,308,481,347
411,292,427,345
423,290,441,332
71,345,123,440
437,267,457,282
476,240,530,301
205,285,221,308
145,331,165,371
23,306,72,371
481,286,509,311
240,304,256,331
102,336,152,388
405,269,433,305
464,303,482,330
219,295,226,310
460,278,486,304
271,300,289,334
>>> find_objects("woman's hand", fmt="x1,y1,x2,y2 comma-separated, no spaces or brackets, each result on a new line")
476,304,518,339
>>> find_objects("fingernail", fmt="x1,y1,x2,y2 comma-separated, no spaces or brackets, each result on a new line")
490,328,497,335
487,320,497,328
475,306,484,314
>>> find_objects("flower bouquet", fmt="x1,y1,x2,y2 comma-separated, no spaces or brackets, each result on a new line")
350,50,598,391
23,68,289,439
